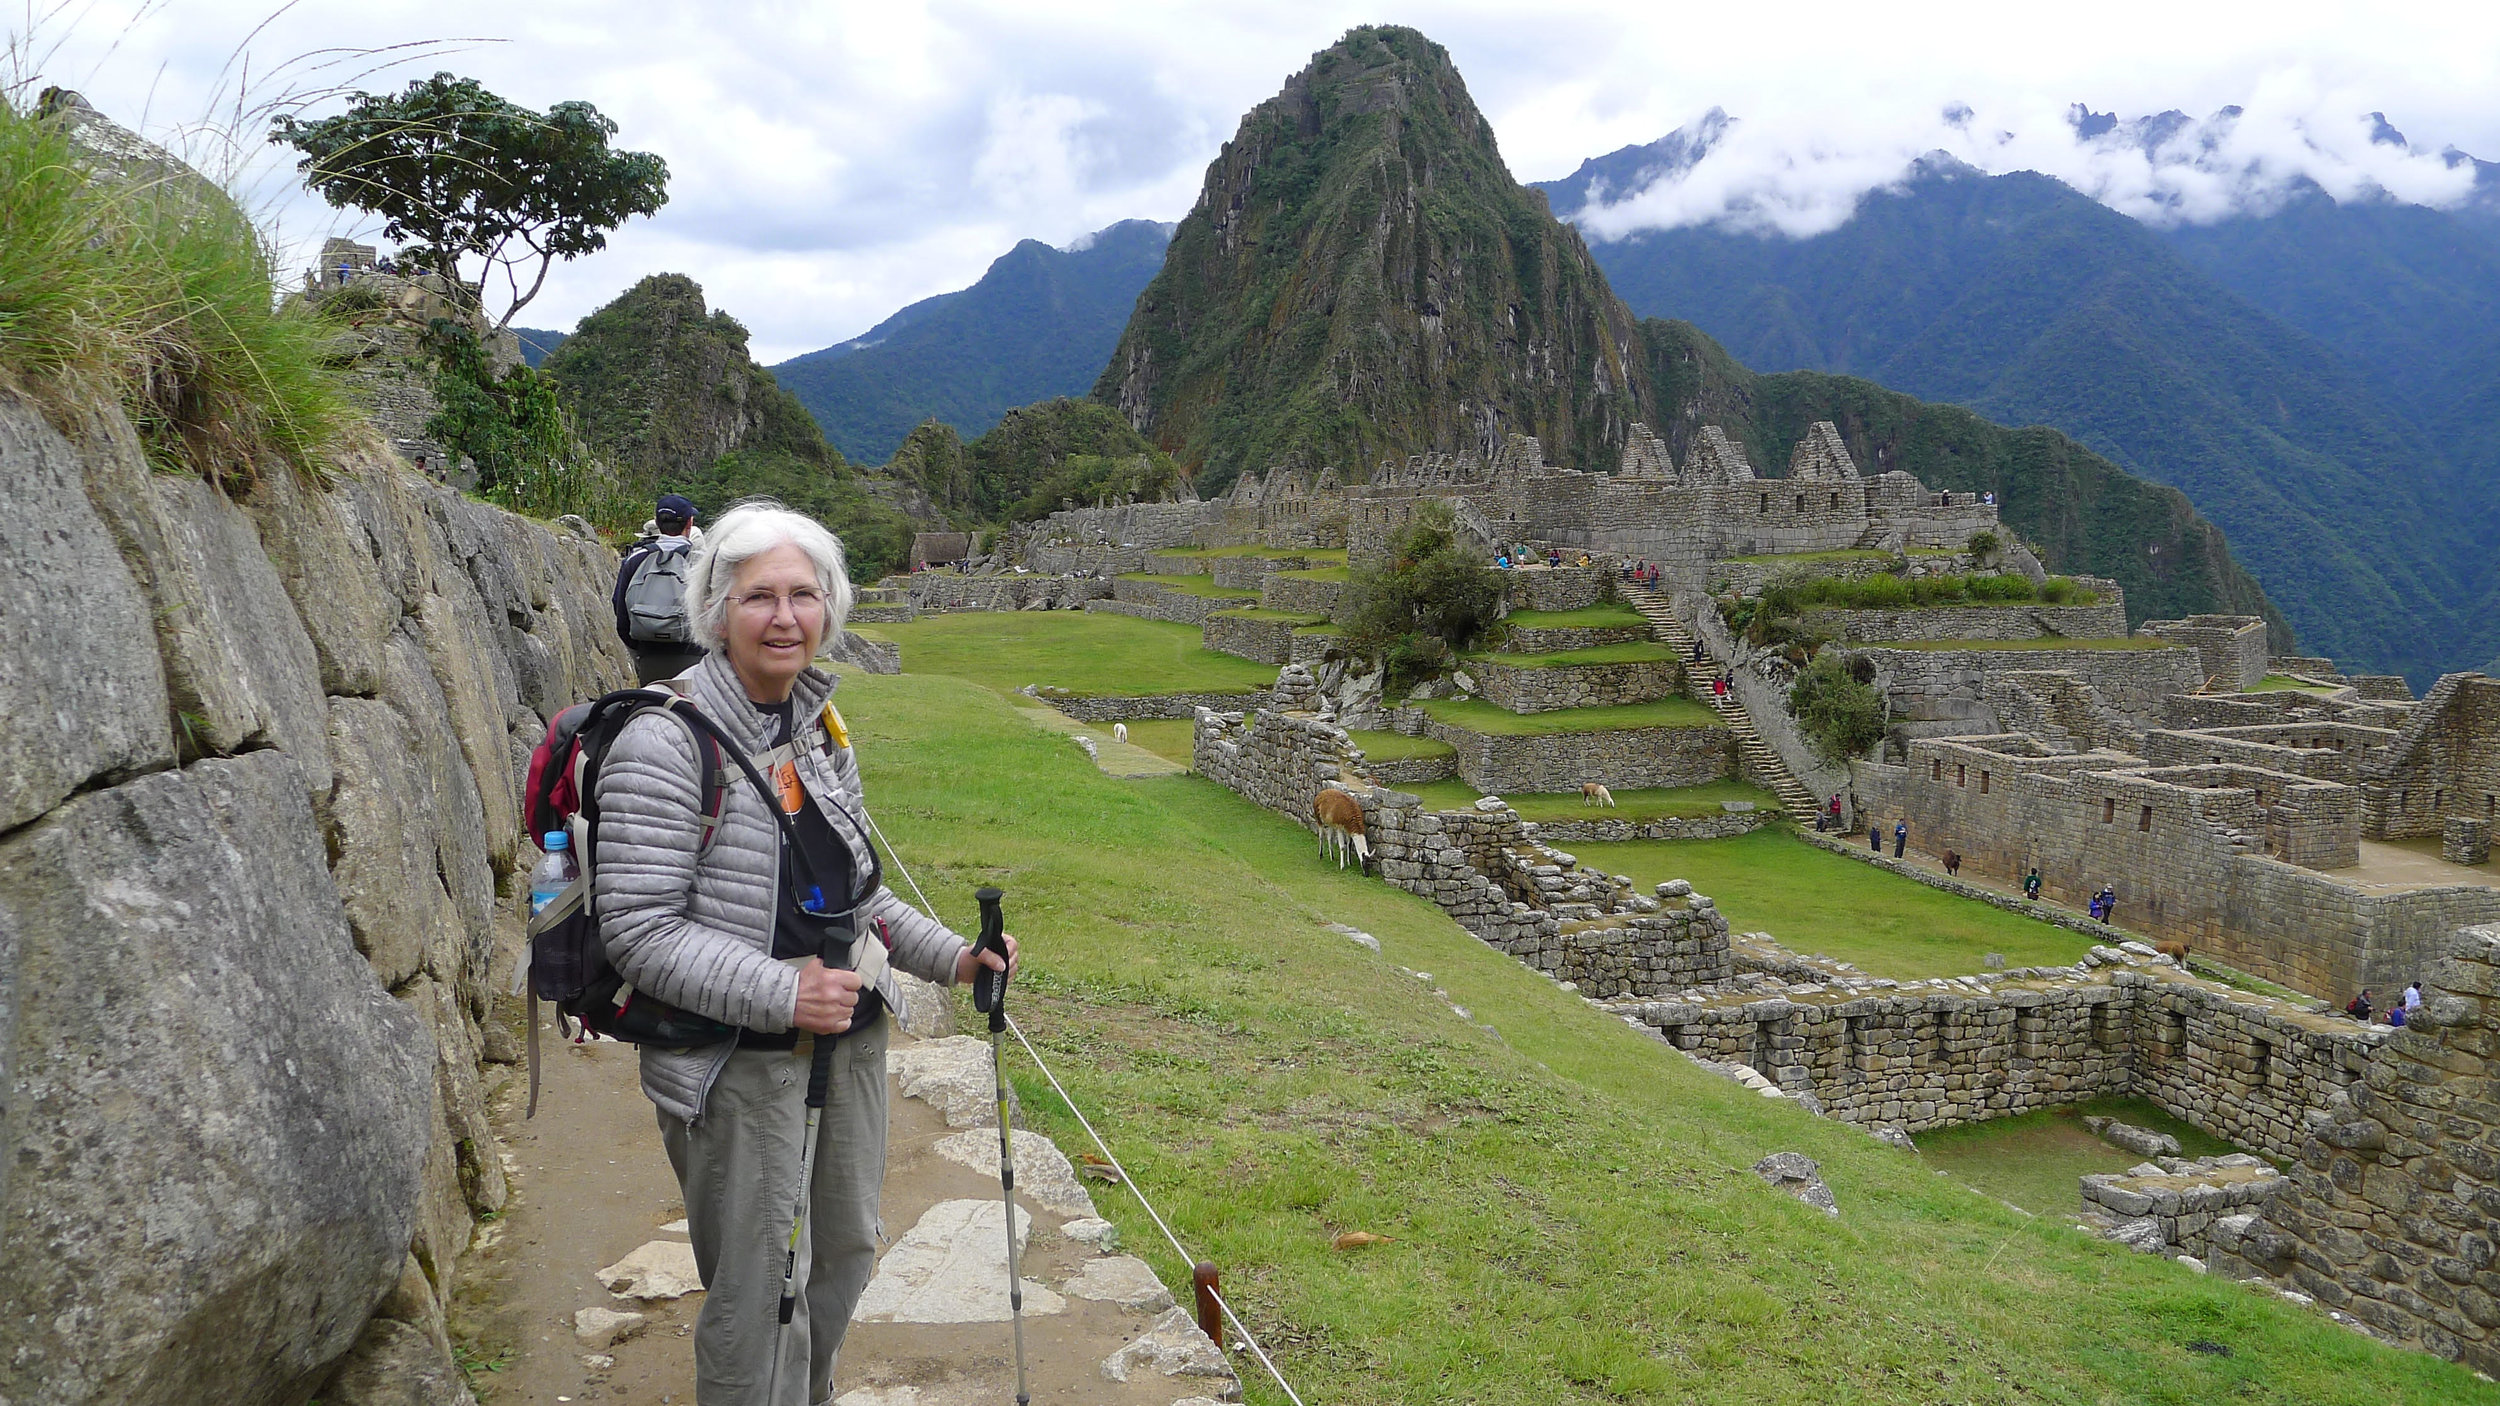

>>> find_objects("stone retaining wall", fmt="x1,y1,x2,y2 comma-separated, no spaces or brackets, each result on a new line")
1022,541,1154,576
1045,689,1268,722
1502,566,1611,612
1802,602,2129,643
1260,573,1345,615
1529,811,1766,844
1465,656,1681,714
1209,555,1313,590
1364,751,1456,786
1203,611,1317,665
2138,616,2271,692
1625,965,2373,1158
1425,716,1732,794
1502,621,1650,652
2208,923,2500,1376
2082,1156,2289,1260
909,574,1111,613
1106,577,1257,625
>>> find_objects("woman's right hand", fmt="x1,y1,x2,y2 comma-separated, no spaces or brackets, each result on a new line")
793,958,863,1034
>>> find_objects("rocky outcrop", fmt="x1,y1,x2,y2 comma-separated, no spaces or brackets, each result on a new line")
0,387,633,1405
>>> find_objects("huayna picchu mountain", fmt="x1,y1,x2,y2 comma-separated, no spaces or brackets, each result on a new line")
1090,26,2285,639
1094,26,1651,495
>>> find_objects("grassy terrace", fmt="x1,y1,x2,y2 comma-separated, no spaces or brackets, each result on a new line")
857,612,1275,697
1401,778,1780,821
1720,548,1894,565
1118,572,1262,599
1345,729,1458,763
1421,695,1723,735
1502,604,1647,630
1865,636,2177,652
825,670,2482,1404
1274,564,1351,583
1916,1098,2247,1215
1571,829,2099,978
1467,641,1675,669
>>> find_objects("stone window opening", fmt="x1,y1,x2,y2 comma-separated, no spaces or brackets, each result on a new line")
1931,759,1943,782
1928,1015,1949,1068
2253,1039,2273,1088
1750,1023,1774,1077
1758,492,1770,514
1657,1022,1685,1050
2089,1001,2115,1050
2103,797,2116,824
1794,494,1806,513
2164,1010,2188,1055
1957,763,1967,788
1828,492,1841,510
2139,804,2153,832
1980,770,1991,794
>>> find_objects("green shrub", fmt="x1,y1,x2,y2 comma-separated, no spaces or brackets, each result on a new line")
2039,575,2092,605
1849,573,1913,609
1966,572,2037,603
1338,502,1504,688
1790,650,1888,765
1968,528,2002,561
0,97,344,485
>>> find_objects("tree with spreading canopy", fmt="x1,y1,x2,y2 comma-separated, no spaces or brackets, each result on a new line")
272,73,667,328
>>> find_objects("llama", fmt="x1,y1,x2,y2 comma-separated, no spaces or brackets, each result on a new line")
1581,782,1616,807
1313,787,1371,869
1112,722,1129,744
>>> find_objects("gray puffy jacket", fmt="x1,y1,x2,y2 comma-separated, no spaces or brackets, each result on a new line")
592,652,968,1122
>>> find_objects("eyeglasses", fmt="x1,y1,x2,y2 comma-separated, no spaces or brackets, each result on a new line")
732,587,828,618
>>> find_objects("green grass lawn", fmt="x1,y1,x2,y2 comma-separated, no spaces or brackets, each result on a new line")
820,671,2488,1405
1114,716,1198,767
1569,829,2098,978
1503,605,1646,630
1274,565,1351,583
863,611,1277,697
1401,778,1780,821
1468,641,1675,669
1421,694,1723,735
1868,637,2177,652
1915,1098,2250,1216
1118,572,1263,600
1346,728,1457,763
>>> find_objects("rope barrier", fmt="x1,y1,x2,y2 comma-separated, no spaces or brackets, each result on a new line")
862,812,1312,1406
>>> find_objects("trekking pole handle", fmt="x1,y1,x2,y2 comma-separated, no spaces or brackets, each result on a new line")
972,886,1009,1026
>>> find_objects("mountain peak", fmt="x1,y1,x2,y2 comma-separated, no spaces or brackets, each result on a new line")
1092,25,1647,489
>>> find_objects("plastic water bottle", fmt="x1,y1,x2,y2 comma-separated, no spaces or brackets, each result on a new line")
529,830,577,917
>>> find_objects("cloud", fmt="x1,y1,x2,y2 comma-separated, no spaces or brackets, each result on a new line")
18,1,2500,360
1568,84,2483,242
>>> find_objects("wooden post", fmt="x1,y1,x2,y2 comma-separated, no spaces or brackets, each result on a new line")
1192,1261,1222,1349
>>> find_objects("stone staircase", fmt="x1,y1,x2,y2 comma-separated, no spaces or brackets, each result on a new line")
1620,584,1823,824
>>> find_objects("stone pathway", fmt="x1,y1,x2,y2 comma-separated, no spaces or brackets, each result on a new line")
1013,702,1188,778
478,1024,1239,1404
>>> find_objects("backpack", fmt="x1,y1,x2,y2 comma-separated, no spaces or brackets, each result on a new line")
513,684,879,1116
622,542,695,644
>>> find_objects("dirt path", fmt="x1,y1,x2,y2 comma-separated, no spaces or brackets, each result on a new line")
463,1012,1238,1405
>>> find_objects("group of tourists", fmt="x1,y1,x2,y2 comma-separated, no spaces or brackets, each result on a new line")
1617,560,1663,589
1868,819,1908,857
598,492,1017,1402
2086,885,2118,922
2346,982,2425,1027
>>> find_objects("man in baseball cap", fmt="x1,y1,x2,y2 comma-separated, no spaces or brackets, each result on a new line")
613,494,707,683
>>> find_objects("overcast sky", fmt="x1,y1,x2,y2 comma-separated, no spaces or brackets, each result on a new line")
24,1,2500,362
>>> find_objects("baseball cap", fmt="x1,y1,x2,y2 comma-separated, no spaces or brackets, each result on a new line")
655,493,696,523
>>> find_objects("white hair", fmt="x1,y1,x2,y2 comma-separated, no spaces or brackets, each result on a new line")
684,500,855,653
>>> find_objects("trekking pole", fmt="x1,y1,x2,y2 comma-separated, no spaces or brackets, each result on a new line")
972,886,1030,1406
766,954,843,1405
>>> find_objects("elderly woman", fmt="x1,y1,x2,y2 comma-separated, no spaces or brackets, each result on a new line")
594,500,1013,1405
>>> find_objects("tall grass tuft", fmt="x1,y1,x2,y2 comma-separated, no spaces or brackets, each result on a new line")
0,93,344,486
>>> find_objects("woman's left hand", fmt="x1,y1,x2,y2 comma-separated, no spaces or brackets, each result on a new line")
956,932,1018,985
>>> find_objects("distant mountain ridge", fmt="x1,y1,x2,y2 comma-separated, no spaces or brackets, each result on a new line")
1082,25,2283,641
1535,138,2500,683
771,219,1171,463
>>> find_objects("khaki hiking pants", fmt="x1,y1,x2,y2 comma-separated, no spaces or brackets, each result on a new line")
658,1017,890,1406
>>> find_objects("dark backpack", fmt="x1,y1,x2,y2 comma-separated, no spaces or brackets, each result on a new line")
621,542,695,644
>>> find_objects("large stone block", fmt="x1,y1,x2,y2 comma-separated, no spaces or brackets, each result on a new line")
0,392,172,830
0,752,432,1405
378,633,499,1009
326,698,473,989
77,416,331,799
240,443,399,697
